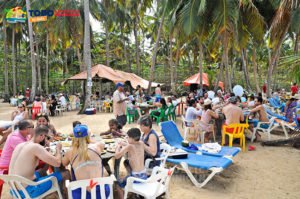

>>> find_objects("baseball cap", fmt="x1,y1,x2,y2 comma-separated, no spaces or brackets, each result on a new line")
116,82,124,88
73,124,88,138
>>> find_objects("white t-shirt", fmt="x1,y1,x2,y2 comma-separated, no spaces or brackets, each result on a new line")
59,96,67,106
185,107,202,122
113,90,126,116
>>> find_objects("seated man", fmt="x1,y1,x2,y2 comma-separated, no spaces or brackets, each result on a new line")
222,97,244,125
250,96,269,140
9,126,70,198
115,128,147,199
0,120,34,173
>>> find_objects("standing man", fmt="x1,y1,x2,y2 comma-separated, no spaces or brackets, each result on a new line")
25,88,31,100
155,84,162,102
113,82,129,127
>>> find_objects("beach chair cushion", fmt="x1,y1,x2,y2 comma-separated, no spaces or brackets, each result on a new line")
160,121,240,157
167,153,232,170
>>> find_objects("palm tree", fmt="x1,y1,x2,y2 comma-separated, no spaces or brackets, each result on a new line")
25,0,36,100
83,0,92,110
12,24,16,96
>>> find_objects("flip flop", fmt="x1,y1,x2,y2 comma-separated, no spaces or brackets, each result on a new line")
248,145,256,151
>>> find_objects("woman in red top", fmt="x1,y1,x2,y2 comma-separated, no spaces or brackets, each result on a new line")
291,83,298,96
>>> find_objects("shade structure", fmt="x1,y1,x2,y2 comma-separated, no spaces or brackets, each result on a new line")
64,64,160,89
183,73,224,90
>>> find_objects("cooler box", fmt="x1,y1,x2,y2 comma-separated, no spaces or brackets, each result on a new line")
85,108,96,115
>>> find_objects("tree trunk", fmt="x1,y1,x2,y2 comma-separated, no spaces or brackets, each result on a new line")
26,0,36,100
192,47,197,75
133,21,140,75
3,19,9,101
175,43,180,85
241,49,251,92
252,46,260,93
82,0,92,113
214,63,223,91
294,33,299,54
45,32,49,94
169,34,176,94
147,11,165,94
12,25,17,96
76,47,84,71
120,23,130,72
105,21,110,67
198,42,203,89
64,50,68,76
223,37,232,92
36,41,42,94
267,22,290,97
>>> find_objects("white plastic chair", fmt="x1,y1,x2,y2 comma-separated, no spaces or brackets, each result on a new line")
145,143,172,175
194,120,216,144
66,175,116,199
124,166,175,199
181,115,199,140
251,116,279,142
0,174,62,199
55,105,63,116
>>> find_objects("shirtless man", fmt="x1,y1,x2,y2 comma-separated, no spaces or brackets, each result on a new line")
9,125,69,197
115,128,147,199
222,96,244,125
250,96,269,140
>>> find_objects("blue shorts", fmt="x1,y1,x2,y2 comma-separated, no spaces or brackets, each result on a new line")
118,172,148,188
72,184,110,199
10,172,62,199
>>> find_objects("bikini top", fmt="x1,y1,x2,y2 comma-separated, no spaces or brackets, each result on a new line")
70,148,103,181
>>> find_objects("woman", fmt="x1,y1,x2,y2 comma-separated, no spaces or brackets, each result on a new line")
36,113,59,136
199,99,219,142
139,116,160,168
0,104,28,146
62,124,109,199
49,95,58,116
150,98,168,118
285,97,297,122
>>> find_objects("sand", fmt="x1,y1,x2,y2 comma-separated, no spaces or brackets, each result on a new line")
0,102,300,199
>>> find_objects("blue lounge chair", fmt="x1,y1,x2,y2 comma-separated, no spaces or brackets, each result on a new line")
167,153,233,188
266,108,288,121
160,121,240,158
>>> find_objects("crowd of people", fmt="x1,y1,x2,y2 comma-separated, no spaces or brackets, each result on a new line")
0,82,299,198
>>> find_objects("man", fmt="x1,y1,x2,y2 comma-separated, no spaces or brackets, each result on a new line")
9,126,69,197
58,93,67,107
0,120,34,173
250,96,269,124
222,96,244,125
113,82,129,127
25,88,31,100
291,82,299,96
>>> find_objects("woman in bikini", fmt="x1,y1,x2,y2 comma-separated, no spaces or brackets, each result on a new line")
62,124,109,199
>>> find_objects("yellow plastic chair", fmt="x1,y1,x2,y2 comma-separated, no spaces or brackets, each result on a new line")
221,123,249,151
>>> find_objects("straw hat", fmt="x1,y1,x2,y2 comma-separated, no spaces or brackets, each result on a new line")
204,99,212,106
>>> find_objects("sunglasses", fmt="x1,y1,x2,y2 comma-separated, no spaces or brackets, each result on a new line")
42,134,51,140
27,125,34,129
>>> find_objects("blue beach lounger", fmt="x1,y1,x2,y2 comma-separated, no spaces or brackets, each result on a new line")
160,121,240,158
166,153,233,188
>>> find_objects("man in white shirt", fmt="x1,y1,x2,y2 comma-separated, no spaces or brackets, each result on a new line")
113,82,129,127
185,99,202,126
59,93,67,107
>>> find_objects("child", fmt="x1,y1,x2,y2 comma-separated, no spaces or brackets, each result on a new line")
115,128,147,198
100,119,124,138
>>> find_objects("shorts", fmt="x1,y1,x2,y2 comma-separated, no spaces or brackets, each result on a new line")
10,172,62,199
251,119,269,129
72,184,110,199
116,115,127,126
118,170,148,188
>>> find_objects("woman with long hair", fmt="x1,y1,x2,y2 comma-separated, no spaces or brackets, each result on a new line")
62,124,109,198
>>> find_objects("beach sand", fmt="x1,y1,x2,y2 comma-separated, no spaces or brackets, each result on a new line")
0,102,299,199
